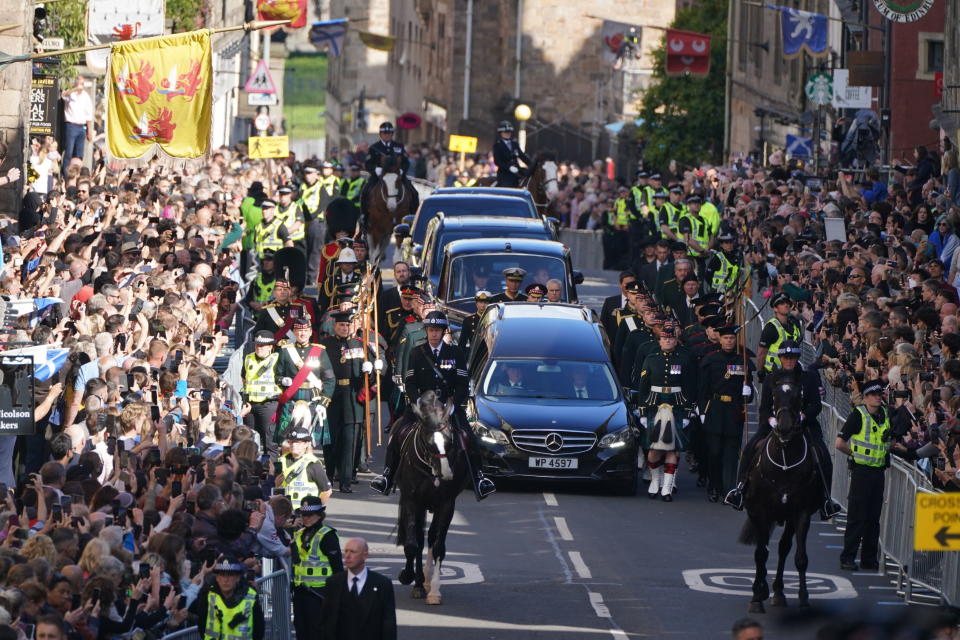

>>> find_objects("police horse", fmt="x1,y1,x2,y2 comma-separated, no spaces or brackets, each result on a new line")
738,379,821,613
366,154,417,266
395,391,467,605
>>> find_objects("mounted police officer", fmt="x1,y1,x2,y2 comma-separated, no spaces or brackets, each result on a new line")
274,317,335,445
361,122,419,215
277,423,333,509
198,557,264,640
705,228,741,294
291,495,342,640
696,325,754,502
243,331,281,459
755,292,802,381
493,120,531,188
724,340,842,520
372,310,495,500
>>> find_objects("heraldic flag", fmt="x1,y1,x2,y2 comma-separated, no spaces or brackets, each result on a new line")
107,30,212,162
664,29,711,77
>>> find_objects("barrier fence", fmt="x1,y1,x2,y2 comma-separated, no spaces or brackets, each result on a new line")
743,288,958,606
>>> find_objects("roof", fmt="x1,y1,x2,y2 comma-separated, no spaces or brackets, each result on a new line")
444,237,568,258
488,305,608,361
433,215,549,232
433,187,536,203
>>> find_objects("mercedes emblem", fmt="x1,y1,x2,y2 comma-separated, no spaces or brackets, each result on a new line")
545,433,563,452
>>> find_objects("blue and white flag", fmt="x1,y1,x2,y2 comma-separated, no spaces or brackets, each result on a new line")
1,345,69,382
786,134,813,158
772,5,829,58
309,19,348,57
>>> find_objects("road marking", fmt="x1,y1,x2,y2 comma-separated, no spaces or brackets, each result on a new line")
555,516,573,541
569,551,592,579
818,532,843,536
877,601,909,606
610,631,628,640
682,568,857,599
543,492,558,506
588,591,610,617
538,508,573,584
368,558,485,585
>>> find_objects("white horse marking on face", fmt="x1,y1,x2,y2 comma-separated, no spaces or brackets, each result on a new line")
433,431,453,480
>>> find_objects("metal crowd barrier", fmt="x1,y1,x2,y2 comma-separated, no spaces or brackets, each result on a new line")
158,627,201,640
744,287,957,606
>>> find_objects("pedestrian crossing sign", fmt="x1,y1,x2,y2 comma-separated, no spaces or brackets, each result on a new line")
248,135,289,159
244,59,277,95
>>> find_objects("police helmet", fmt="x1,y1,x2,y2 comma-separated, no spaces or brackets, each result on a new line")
379,122,395,133
423,310,449,327
778,340,802,357
497,120,515,133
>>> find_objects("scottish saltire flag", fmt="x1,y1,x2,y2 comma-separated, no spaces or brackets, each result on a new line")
309,19,348,56
786,134,813,158
1,346,69,382
771,5,829,58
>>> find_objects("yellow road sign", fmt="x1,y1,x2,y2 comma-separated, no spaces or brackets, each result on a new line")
248,135,289,159
914,492,960,551
448,134,478,154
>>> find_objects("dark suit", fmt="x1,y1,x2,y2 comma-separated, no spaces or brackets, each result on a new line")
320,569,396,640
638,259,671,295
600,294,626,339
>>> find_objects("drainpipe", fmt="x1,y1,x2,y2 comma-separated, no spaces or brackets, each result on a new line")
514,0,522,99
463,0,473,121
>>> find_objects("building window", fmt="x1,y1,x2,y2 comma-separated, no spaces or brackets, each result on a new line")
916,32,944,80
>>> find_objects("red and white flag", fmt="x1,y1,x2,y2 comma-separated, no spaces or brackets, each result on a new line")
664,29,711,77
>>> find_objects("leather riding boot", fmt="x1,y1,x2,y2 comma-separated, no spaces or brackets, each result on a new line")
724,436,760,510
370,434,401,495
811,437,843,520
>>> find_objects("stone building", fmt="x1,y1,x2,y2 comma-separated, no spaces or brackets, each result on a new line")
940,0,959,145
0,4,34,215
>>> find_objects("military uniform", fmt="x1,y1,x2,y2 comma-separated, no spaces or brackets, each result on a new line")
320,321,368,492
616,317,656,385
242,331,281,458
274,336,335,444
291,497,342,639
254,299,315,343
458,290,491,352
697,341,754,500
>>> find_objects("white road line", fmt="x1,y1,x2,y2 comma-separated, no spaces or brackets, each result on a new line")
569,551,592,579
554,516,573,541
543,492,558,506
818,532,843,536
610,631,629,640
588,591,610,617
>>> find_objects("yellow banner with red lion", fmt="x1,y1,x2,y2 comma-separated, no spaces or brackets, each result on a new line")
107,30,212,162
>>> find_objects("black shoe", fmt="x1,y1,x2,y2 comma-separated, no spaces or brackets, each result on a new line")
661,493,674,503
840,560,859,571
339,485,353,494
820,499,843,521
351,478,359,484
370,475,391,495
723,487,745,511
476,476,496,501
708,489,720,503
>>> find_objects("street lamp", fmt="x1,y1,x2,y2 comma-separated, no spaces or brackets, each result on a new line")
514,103,532,151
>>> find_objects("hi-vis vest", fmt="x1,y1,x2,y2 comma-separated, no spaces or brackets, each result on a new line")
643,184,656,209
711,251,739,292
277,202,305,241
293,525,334,588
764,317,801,371
203,586,257,640
299,182,322,218
613,198,631,226
280,452,322,508
251,273,275,303
681,213,710,257
243,352,280,402
851,406,890,468
657,202,683,233
254,218,285,257
345,177,365,201
630,185,645,212
700,200,720,236
321,175,340,197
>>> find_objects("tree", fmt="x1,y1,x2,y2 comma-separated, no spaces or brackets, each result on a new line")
44,0,85,79
167,0,206,33
637,0,727,170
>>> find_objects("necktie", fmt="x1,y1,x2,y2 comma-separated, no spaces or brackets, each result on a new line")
434,348,440,358
577,388,585,399
351,576,359,596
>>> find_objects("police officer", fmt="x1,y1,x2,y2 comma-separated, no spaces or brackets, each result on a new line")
362,122,419,214
318,161,341,212
291,495,342,640
274,317,335,444
658,185,687,241
276,185,306,251
252,199,290,260
725,341,842,520
454,170,477,187
756,292,802,380
836,379,893,571
605,186,632,270
705,229,741,294
277,423,333,509
696,325,754,502
243,331,281,459
493,121,531,187
342,163,366,204
298,165,326,283
635,320,697,501
253,276,314,343
320,311,367,493
490,267,528,303
197,557,264,640
372,311,495,500
678,195,711,266
458,290,490,352
245,249,276,314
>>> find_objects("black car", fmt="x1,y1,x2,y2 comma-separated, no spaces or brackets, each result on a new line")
465,303,639,494
394,193,540,264
434,237,582,331
419,215,556,288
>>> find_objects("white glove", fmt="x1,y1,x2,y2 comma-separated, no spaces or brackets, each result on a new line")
361,361,373,374
639,416,647,426
509,166,519,174
742,385,751,397
315,404,327,422
699,413,707,423
375,167,382,176
374,358,384,371
768,417,778,427
280,377,293,387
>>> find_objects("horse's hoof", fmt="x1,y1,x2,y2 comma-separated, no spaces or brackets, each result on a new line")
771,595,787,607
398,569,414,585
748,602,765,614
411,586,426,599
426,594,442,605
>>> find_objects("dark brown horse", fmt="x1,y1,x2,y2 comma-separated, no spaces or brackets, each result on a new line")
738,380,821,613
478,152,560,214
366,154,416,266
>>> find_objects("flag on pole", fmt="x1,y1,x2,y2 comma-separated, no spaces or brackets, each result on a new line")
358,30,396,52
85,0,166,72
786,134,813,158
1,345,69,382
309,19,348,56
664,29,711,77
772,5,829,58
107,30,212,162
601,20,642,68
256,0,307,29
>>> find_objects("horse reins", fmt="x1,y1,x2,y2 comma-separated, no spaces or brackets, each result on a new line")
764,429,809,471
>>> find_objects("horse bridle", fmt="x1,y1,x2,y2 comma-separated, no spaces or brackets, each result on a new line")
405,420,453,481
378,175,406,201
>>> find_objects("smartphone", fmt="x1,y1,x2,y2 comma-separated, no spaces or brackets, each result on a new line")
103,233,118,246
139,563,151,580
61,495,72,512
189,400,200,421
243,500,257,512
206,459,216,478
177,595,187,610
148,216,160,226
272,487,285,496
273,461,282,475
222,446,232,458
199,400,210,417
932,389,941,403
159,585,171,601
171,480,182,498
174,351,183,367
119,448,129,469
200,389,213,402
126,374,136,389
72,594,81,610
51,503,63,523
107,436,117,456
150,405,161,422
91,588,102,605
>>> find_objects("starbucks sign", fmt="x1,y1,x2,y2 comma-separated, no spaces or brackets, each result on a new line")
873,0,934,22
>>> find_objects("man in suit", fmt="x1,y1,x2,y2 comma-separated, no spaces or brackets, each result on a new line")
638,240,672,294
320,537,396,640
657,258,693,312
569,365,604,400
600,270,637,339
673,273,703,327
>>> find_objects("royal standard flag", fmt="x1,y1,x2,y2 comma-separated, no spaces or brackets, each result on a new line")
107,30,212,162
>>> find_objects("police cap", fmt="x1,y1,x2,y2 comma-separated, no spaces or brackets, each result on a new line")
299,495,326,514
636,170,649,179
718,231,736,242
254,330,275,346
261,199,277,210
277,185,295,195
653,189,669,199
777,340,802,357
303,165,320,174
212,557,246,573
497,120,515,133
262,249,276,260
285,423,312,441
423,310,448,327
379,122,395,133
669,185,684,194
331,311,354,323
321,161,334,169
686,194,703,204
475,290,492,301
862,380,885,396
771,292,792,307
503,267,527,281
649,173,662,181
